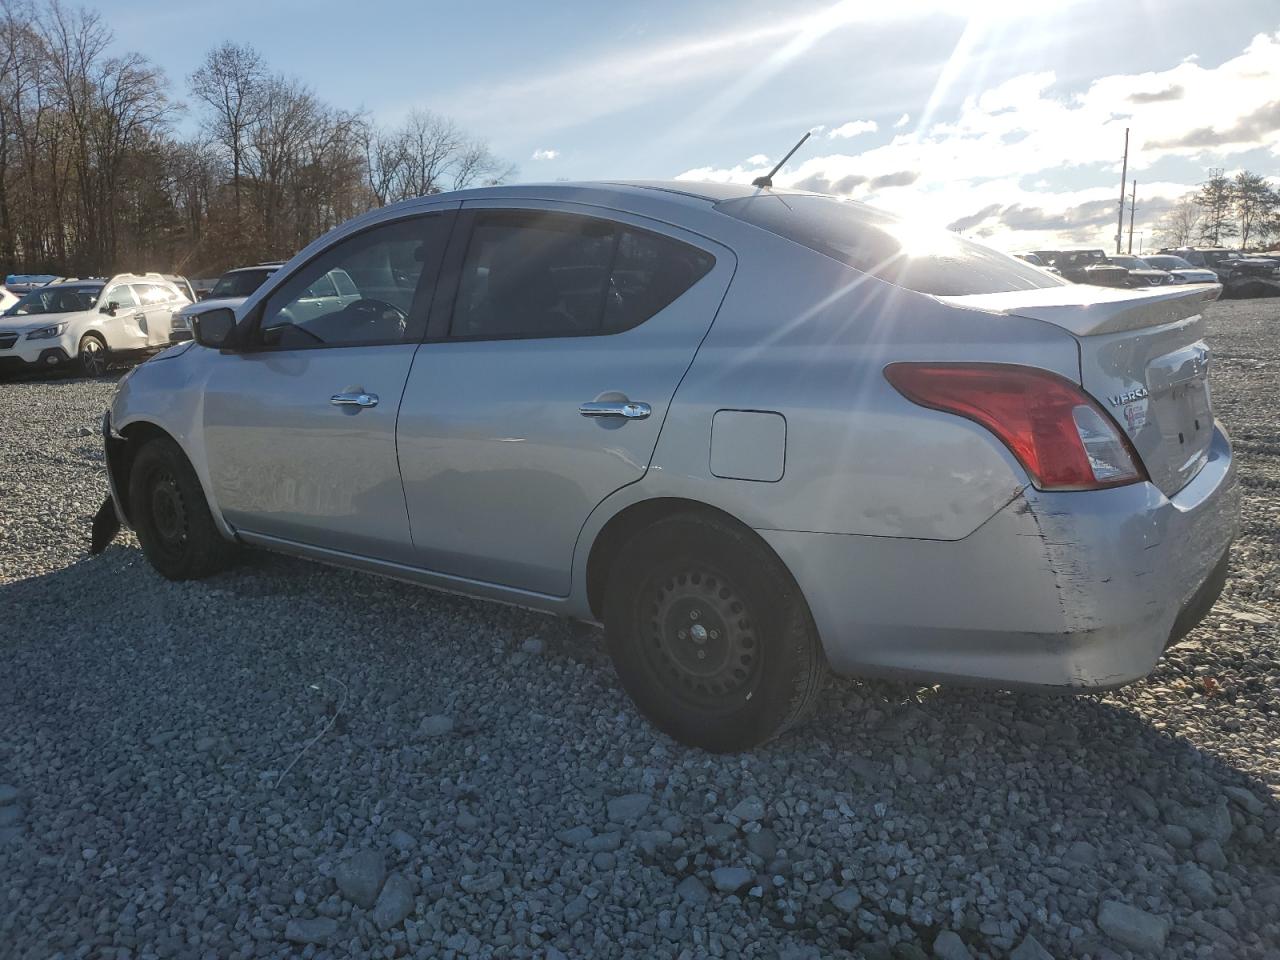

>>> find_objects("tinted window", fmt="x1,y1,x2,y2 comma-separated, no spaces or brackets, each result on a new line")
604,229,714,333
211,269,273,299
450,211,714,339
1146,256,1192,269
717,194,1064,296
6,285,101,315
258,215,445,349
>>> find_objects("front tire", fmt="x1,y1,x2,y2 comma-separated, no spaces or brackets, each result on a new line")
77,333,108,377
128,437,237,580
603,513,827,752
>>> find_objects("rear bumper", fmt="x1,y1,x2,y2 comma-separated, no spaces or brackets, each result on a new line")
762,423,1240,689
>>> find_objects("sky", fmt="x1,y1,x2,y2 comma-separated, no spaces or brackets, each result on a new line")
97,0,1280,252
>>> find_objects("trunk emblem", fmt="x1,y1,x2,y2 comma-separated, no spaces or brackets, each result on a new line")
1108,386,1149,407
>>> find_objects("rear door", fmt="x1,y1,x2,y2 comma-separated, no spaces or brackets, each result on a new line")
396,202,734,595
201,208,456,561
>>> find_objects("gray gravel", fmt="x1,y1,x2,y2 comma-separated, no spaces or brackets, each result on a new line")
1,298,1279,959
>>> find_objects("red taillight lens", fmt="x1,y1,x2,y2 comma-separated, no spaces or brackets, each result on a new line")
884,362,1147,491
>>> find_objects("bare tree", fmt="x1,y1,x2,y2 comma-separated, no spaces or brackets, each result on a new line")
189,41,264,222
1154,194,1202,249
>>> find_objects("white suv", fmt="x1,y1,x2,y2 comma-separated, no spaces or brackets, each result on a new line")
0,273,191,377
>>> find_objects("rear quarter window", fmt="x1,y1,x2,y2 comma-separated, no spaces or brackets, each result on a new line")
716,194,1065,296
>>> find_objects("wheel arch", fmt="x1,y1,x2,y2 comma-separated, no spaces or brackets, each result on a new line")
108,420,182,525
583,496,803,621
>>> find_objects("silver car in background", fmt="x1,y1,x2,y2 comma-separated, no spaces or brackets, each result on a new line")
98,181,1239,751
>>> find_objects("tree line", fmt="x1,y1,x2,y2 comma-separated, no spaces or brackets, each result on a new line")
0,0,513,279
1155,169,1280,251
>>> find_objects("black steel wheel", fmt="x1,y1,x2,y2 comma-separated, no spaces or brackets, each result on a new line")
604,513,827,752
128,436,237,580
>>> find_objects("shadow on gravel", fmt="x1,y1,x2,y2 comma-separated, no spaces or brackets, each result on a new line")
2,542,1277,956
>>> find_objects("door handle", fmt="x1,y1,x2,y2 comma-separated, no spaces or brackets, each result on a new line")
579,400,651,420
330,392,379,408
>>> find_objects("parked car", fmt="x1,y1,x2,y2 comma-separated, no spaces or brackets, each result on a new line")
162,274,197,303
0,285,18,313
4,274,61,295
169,263,283,342
1105,255,1173,287
96,182,1239,751
1031,249,1130,287
1159,247,1280,297
1013,253,1062,276
0,273,190,376
1140,255,1219,285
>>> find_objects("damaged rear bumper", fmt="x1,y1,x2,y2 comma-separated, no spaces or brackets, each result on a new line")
760,422,1240,689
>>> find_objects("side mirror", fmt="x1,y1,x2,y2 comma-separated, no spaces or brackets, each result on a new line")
100,301,119,316
192,307,238,350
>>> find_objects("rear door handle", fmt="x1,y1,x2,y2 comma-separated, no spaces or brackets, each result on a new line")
579,400,651,420
330,392,379,408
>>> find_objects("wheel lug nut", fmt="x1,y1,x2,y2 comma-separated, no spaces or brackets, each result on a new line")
709,630,719,640
678,630,687,640
690,610,699,620
696,650,706,660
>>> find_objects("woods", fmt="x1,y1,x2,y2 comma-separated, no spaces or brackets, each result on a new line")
0,1,511,279
1156,168,1280,250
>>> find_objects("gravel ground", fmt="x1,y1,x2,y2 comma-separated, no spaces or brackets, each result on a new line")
1,298,1278,960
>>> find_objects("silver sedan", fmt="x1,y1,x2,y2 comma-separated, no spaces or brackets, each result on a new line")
96,181,1240,751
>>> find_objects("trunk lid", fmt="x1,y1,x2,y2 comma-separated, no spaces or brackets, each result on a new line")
939,283,1222,496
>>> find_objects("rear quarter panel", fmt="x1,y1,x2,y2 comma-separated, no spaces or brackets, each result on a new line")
621,229,1083,541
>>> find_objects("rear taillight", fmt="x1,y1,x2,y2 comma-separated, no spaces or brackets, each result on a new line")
884,362,1147,491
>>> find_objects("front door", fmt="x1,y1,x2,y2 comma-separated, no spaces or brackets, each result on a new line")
396,203,734,595
201,208,456,561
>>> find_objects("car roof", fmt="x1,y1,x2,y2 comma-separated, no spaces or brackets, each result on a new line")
38,280,103,289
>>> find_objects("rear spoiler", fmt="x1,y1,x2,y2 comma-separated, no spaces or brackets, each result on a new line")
938,283,1221,337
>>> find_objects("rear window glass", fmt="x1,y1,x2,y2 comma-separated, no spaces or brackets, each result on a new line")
716,194,1065,296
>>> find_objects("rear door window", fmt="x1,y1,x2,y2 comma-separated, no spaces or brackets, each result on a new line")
449,210,714,339
716,194,1065,296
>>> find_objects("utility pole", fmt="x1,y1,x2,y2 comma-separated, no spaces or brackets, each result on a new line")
1116,127,1129,254
1127,179,1137,254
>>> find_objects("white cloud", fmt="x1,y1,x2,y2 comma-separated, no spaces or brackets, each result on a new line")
530,148,560,161
894,112,911,128
678,30,1280,249
828,119,879,139
809,125,827,135
744,153,770,166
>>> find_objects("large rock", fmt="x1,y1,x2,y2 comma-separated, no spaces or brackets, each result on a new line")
730,797,766,822
710,866,752,893
1097,900,1170,954
1222,786,1264,816
676,875,709,904
336,849,386,909
1177,862,1217,908
830,887,862,913
371,872,414,930
607,793,650,822
285,917,338,945
932,930,973,960
1165,798,1233,845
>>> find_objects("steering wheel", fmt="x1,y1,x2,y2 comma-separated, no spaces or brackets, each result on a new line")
346,298,408,336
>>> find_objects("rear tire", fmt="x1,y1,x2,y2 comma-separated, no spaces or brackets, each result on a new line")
128,436,237,580
77,333,108,377
603,513,827,752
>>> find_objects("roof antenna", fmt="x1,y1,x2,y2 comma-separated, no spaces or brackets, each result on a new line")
751,131,811,189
